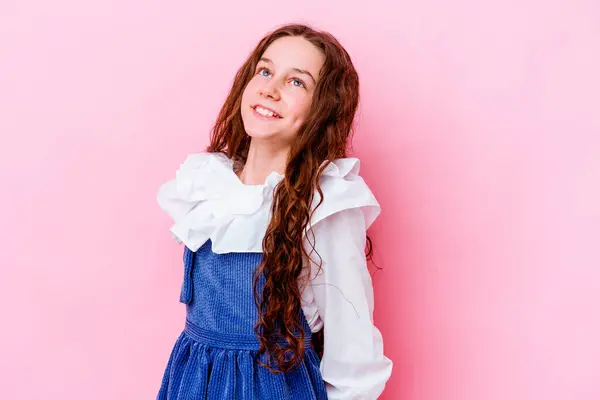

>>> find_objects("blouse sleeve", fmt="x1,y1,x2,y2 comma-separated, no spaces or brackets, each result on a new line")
305,207,393,399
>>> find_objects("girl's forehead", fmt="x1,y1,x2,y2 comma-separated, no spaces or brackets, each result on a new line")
261,37,325,76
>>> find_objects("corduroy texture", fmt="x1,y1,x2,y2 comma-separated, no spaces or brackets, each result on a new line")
157,240,327,399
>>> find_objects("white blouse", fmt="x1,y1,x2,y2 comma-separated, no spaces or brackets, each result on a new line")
157,152,393,399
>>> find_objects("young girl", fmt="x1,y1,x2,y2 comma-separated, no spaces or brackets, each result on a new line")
156,23,393,399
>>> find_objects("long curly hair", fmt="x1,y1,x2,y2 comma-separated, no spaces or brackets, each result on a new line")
206,23,372,372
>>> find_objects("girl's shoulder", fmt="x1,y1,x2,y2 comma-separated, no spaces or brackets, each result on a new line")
156,151,282,252
310,157,381,230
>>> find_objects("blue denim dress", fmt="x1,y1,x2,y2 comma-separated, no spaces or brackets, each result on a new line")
157,240,328,399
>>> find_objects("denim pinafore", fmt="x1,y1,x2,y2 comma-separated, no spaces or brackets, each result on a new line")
157,239,328,399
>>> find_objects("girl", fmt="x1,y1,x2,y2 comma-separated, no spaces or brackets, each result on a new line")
156,23,393,399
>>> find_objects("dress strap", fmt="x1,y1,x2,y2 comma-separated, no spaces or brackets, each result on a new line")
180,246,195,304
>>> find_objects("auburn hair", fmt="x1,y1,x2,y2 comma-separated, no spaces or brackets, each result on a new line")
206,23,372,372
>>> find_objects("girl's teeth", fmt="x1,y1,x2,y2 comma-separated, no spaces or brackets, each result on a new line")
256,107,277,117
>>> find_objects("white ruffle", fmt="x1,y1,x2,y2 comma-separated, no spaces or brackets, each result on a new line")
157,152,380,253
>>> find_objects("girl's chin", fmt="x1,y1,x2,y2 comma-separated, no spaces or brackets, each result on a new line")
245,130,280,140
244,129,297,144
244,125,280,138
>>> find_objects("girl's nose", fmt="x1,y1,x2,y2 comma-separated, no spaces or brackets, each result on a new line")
259,80,280,100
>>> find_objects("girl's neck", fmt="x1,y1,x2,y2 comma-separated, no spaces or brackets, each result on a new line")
236,140,290,185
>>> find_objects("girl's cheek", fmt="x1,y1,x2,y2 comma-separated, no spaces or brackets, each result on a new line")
288,94,311,118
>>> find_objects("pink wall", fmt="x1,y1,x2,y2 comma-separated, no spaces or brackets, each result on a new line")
1,1,599,399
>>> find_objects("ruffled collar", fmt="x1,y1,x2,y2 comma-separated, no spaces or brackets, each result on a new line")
157,152,379,253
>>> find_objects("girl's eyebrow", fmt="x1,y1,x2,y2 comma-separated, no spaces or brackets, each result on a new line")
258,57,317,85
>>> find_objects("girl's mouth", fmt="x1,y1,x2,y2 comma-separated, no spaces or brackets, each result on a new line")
252,105,282,119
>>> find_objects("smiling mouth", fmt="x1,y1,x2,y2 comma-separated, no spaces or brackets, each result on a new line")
252,105,282,118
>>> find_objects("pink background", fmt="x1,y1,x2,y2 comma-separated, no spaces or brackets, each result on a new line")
1,1,599,399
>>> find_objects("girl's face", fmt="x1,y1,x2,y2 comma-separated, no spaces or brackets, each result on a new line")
240,36,325,145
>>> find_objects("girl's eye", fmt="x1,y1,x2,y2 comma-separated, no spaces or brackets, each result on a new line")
256,67,305,89
291,78,306,88
258,68,271,77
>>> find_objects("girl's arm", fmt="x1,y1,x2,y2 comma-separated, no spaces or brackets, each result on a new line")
306,207,393,399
